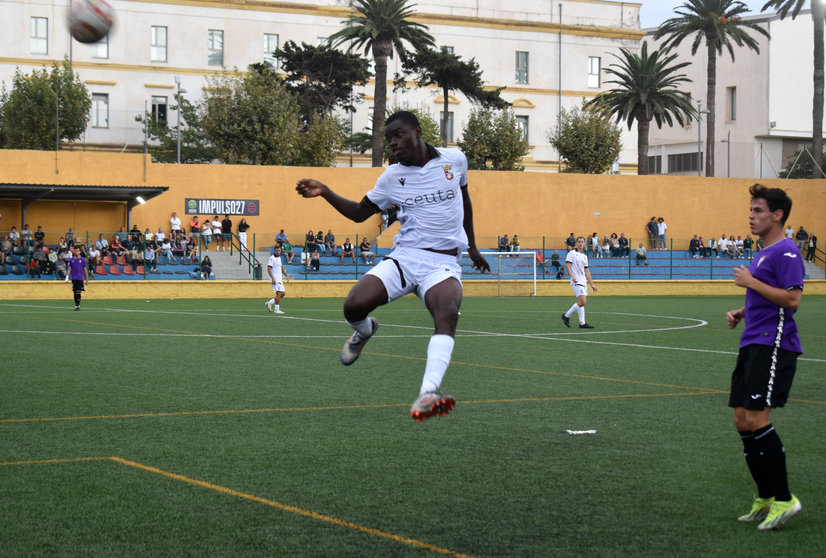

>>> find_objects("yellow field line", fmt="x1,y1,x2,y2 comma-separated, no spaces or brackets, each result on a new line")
0,391,728,424
0,455,472,557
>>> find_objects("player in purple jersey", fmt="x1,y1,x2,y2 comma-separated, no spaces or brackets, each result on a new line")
725,184,804,531
67,247,89,311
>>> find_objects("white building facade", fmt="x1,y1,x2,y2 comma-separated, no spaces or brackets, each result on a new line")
3,0,644,170
645,10,820,179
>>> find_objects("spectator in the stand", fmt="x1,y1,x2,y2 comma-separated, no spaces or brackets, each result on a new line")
618,233,629,257
221,214,233,251
88,243,101,268
0,235,10,265
170,212,182,239
784,224,794,240
324,229,338,256
130,225,143,245
635,243,648,266
57,236,69,255
646,216,658,249
171,236,185,261
159,239,176,263
55,258,67,280
9,226,20,247
734,235,745,257
113,226,127,244
795,225,809,251
94,233,109,257
657,217,668,249
601,235,611,257
237,218,250,252
590,232,601,257
34,226,45,245
45,250,58,274
200,255,213,279
550,250,563,277
186,234,198,261
145,245,158,272
510,234,520,254
212,216,222,251
154,227,166,244
200,219,212,251
697,236,706,258
498,234,509,252
32,243,47,274
743,235,754,260
282,239,294,264
359,238,376,264
707,236,717,258
276,229,288,245
565,233,576,251
129,246,144,270
689,235,700,258
189,216,201,241
805,233,817,263
309,249,320,272
21,224,33,246
26,254,41,277
64,227,74,246
316,230,324,250
609,233,620,258
304,229,317,257
341,237,355,263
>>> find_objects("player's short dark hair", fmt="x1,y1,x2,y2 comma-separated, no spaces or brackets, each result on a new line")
385,111,420,130
750,183,792,224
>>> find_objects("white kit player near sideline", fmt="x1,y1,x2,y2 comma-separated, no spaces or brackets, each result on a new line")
561,236,597,329
296,110,489,422
265,244,290,315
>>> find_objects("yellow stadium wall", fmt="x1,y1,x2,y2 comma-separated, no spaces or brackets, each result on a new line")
2,149,825,248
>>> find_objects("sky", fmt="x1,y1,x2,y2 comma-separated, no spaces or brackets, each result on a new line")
639,0,771,29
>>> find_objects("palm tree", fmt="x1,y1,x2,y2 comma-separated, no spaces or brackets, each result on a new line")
762,0,824,178
587,42,696,175
329,0,435,166
654,0,769,176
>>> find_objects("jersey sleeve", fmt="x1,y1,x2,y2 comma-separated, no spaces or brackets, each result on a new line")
565,252,575,264
777,253,805,291
365,169,393,212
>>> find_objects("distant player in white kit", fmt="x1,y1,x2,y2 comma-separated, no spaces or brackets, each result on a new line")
265,245,290,315
561,236,597,328
296,110,489,421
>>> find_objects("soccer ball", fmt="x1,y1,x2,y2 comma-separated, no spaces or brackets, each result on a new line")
67,0,115,44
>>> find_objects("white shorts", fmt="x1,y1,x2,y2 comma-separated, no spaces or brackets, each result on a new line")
366,246,462,304
570,281,588,297
271,281,285,293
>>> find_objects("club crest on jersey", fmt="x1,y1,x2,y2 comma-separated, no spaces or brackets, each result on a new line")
442,164,454,180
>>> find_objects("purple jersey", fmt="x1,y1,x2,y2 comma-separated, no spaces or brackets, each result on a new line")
740,238,804,353
68,257,87,281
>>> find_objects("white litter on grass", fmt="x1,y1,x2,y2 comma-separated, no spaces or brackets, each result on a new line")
566,429,597,435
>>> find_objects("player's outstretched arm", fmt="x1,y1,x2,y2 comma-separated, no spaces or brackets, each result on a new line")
461,185,489,272
296,179,376,223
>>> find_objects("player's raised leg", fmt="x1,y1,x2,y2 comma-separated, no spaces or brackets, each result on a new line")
340,275,386,365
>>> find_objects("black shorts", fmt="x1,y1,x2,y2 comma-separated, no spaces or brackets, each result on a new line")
71,279,85,292
729,344,798,410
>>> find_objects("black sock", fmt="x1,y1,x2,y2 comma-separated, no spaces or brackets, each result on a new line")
739,430,770,498
753,424,791,501
74,292,81,307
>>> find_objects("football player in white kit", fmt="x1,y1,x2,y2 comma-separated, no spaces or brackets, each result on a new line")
265,244,290,314
561,236,597,328
296,111,489,421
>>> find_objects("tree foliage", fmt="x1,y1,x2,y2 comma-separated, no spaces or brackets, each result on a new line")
135,95,216,164
293,113,348,167
0,59,91,150
654,0,769,176
587,42,695,175
548,101,622,174
329,0,435,166
457,108,529,171
397,47,508,146
275,42,370,123
778,146,826,178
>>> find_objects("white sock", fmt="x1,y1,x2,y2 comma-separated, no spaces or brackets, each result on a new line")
576,305,585,324
268,298,275,305
274,304,279,311
347,317,374,337
564,303,579,318
420,334,455,395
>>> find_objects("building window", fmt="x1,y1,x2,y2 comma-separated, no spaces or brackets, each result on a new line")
667,152,700,173
588,56,601,88
151,26,168,62
440,111,454,143
515,51,529,84
91,94,109,128
317,37,329,47
444,46,454,54
31,17,48,55
515,115,529,143
264,33,279,68
727,86,737,121
93,34,109,59
208,29,224,66
647,155,662,174
152,96,168,123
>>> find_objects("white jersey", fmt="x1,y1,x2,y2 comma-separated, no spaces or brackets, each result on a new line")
366,146,468,252
267,254,283,283
565,249,589,286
